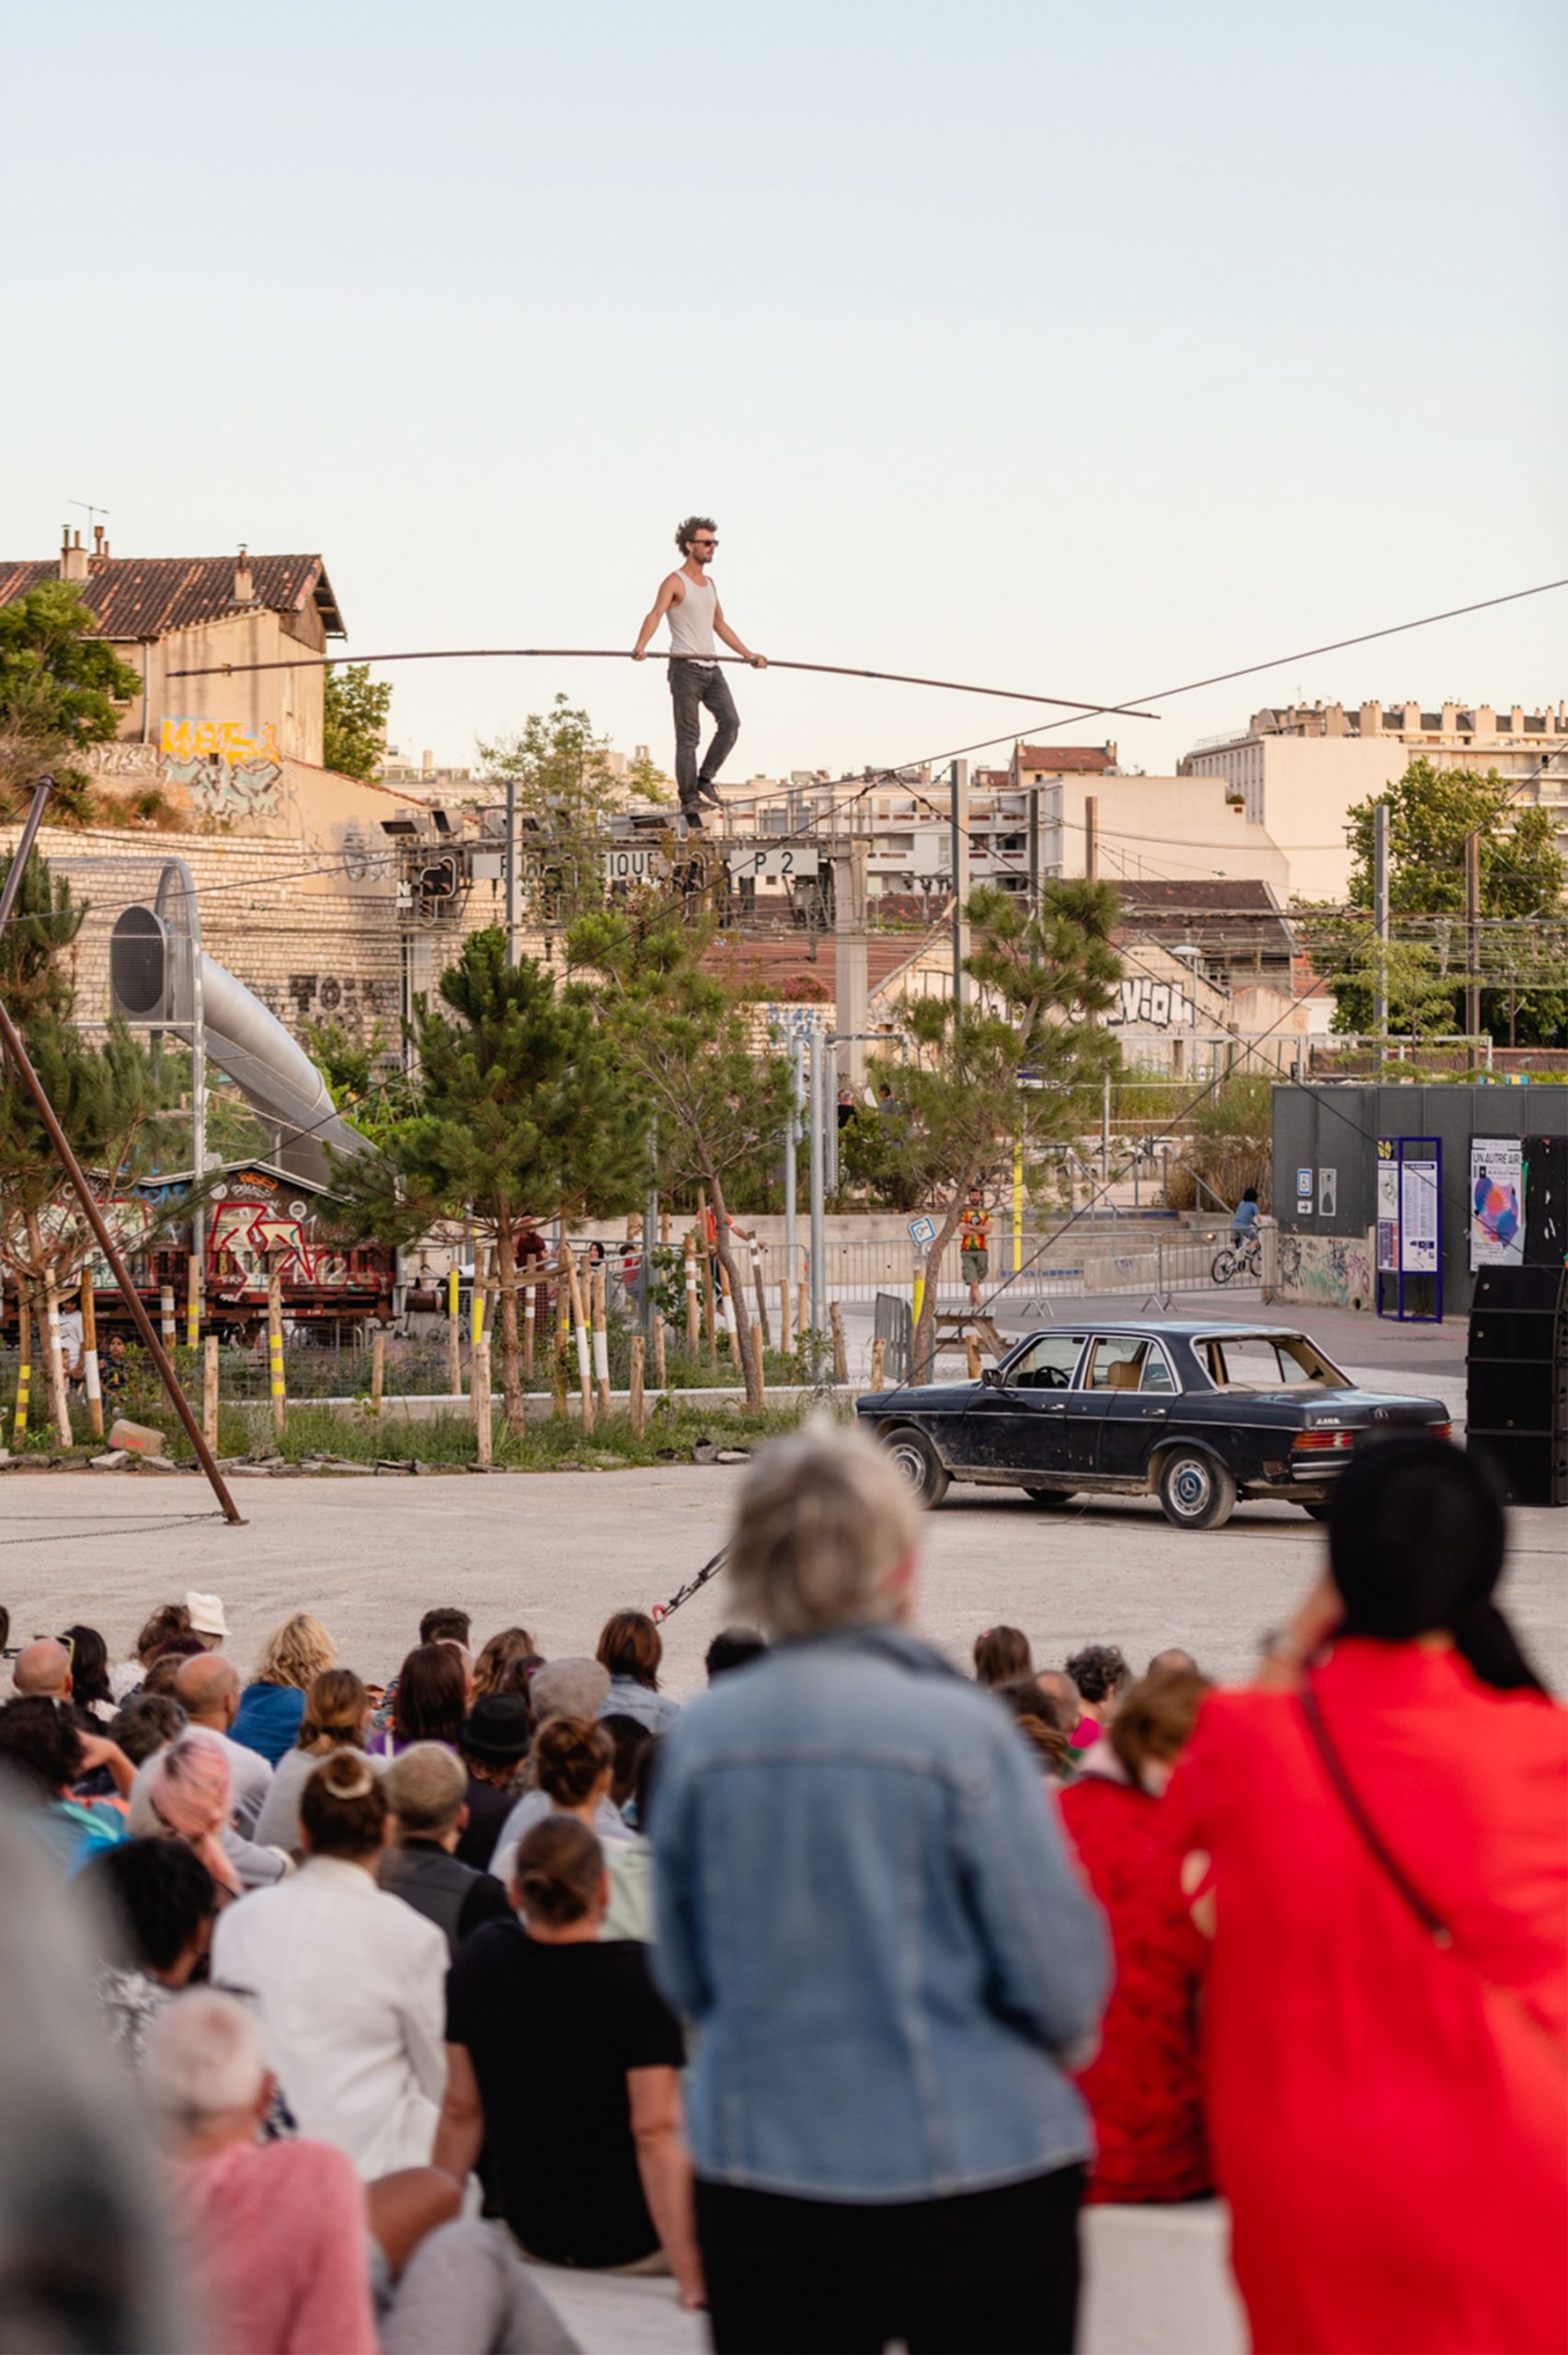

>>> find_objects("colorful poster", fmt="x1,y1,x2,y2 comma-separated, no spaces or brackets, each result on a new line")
1376,1153,1399,1272
1399,1158,1439,1275
1469,1138,1525,1268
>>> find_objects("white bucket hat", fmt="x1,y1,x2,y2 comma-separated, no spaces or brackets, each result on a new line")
185,1591,230,1640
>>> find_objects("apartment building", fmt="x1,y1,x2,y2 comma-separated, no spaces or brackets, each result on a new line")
1179,699,1568,901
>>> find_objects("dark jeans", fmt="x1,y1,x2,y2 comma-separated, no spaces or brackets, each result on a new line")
670,660,740,810
695,2165,1084,2355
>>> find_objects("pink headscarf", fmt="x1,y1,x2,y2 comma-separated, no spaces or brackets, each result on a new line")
149,1729,241,1895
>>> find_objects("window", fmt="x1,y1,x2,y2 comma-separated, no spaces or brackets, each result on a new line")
1200,1333,1346,1390
1080,1336,1175,1393
1006,1333,1086,1390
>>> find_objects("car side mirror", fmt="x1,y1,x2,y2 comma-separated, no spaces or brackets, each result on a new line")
981,1366,1003,1389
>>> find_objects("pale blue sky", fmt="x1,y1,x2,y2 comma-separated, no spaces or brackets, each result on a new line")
6,0,1564,782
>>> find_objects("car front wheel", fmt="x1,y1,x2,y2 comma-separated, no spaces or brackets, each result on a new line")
1157,1449,1237,1532
883,1427,950,1509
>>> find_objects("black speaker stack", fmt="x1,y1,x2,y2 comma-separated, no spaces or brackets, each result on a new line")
1466,1262,1568,1506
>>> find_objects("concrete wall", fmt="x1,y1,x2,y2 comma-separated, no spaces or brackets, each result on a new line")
1044,775,1288,894
1270,1082,1568,1315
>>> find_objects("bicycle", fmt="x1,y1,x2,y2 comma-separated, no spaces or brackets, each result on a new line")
1210,1233,1262,1286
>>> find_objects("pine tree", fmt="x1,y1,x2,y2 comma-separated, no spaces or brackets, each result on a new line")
326,927,646,1430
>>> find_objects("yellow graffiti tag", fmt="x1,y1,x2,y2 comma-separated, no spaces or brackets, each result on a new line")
160,717,281,766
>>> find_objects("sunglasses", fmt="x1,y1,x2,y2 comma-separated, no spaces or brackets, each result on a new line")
692,536,718,547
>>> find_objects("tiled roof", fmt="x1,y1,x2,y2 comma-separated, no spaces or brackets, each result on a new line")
0,555,345,639
703,934,918,994
1114,879,1294,958
1013,744,1113,772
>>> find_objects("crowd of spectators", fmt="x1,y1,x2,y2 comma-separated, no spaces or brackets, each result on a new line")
0,1427,1562,2355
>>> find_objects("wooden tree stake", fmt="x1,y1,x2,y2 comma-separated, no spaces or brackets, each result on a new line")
202,1334,220,1453
830,1301,848,1385
81,1278,103,1440
629,1333,647,1439
267,1268,286,1441
869,1337,887,1392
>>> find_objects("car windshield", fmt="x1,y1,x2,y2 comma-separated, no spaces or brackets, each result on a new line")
1199,1333,1347,1390
1005,1334,1087,1389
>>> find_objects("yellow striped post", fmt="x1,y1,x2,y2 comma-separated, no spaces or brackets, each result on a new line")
1013,1142,1024,1273
268,1269,286,1440
11,1281,31,1443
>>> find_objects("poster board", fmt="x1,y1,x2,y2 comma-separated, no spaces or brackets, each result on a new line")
1469,1138,1526,1269
1376,1137,1442,1321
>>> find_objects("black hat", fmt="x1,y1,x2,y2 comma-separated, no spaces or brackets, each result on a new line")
460,1694,532,1763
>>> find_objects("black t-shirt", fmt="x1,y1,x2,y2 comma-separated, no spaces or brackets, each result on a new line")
445,1920,685,2268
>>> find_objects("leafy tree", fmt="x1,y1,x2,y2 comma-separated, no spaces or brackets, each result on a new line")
878,881,1123,1382
301,1017,416,1147
1183,1069,1275,1211
325,928,645,1430
479,697,669,927
1319,930,1476,1056
322,663,393,782
567,898,794,1410
0,847,178,1435
0,581,141,820
1328,759,1568,1042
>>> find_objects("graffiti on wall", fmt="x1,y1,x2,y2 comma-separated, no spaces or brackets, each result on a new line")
1107,977,1196,1031
285,972,398,1033
209,1200,350,1290
159,718,284,818
1278,1230,1374,1311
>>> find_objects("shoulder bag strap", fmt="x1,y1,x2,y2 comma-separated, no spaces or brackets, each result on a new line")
1297,1678,1568,2070
1297,1682,1451,1947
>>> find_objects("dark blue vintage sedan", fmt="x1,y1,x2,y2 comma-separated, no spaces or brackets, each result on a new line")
855,1319,1451,1530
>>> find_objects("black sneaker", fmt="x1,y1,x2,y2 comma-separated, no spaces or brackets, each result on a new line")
697,779,723,807
679,802,704,830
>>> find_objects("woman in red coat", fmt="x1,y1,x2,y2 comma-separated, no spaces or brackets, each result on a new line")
1059,1666,1213,2203
1176,1437,1567,2355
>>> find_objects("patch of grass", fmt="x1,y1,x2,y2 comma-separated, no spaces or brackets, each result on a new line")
158,1396,825,1472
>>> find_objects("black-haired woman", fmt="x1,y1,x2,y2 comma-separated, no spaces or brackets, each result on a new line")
434,1817,702,2306
1176,1438,1566,2355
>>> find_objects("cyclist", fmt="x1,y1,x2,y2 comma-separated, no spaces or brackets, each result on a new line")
1230,1188,1261,1246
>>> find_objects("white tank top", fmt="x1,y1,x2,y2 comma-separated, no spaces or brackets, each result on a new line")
667,574,717,665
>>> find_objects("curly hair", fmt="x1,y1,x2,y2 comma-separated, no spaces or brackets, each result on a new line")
675,513,716,556
255,1613,337,1694
1065,1644,1131,1707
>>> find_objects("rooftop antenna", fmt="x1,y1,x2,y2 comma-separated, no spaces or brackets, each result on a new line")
67,499,111,538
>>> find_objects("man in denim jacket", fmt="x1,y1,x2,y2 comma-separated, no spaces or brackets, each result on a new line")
651,1423,1108,2355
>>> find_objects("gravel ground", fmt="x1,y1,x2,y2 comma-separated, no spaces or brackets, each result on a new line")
3,1425,1562,1697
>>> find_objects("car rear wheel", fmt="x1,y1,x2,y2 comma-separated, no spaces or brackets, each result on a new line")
1301,1501,1333,1521
1157,1449,1237,1532
884,1427,950,1509
1022,1487,1076,1508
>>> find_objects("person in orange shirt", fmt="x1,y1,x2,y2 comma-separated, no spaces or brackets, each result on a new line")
957,1188,991,1309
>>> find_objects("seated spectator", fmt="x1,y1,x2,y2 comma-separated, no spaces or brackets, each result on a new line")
436,1817,701,2301
996,1678,1076,1781
143,1989,382,2355
595,1610,681,1736
78,1836,219,2065
454,1694,532,1872
1059,1669,1213,2204
231,1615,337,1765
254,1668,375,1855
490,1661,630,1883
1148,1647,1198,1677
974,1625,1033,1686
369,1643,468,1761
1063,1645,1132,1749
0,1696,129,1871
494,1714,629,1888
471,1626,538,1704
603,1738,660,1943
167,1656,272,1836
372,1608,472,1734
61,1624,118,1723
109,1691,188,1769
212,1752,448,2177
1035,1666,1086,1738
13,1636,73,1701
143,1633,209,1698
142,1730,245,1896
704,1626,767,1683
112,1602,191,1700
602,1713,651,1815
379,1743,511,1955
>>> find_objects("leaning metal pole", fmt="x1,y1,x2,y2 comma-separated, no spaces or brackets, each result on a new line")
0,784,244,1522
0,775,54,929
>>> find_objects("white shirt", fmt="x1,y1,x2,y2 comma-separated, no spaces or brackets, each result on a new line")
128,1727,273,1841
212,1855,448,2179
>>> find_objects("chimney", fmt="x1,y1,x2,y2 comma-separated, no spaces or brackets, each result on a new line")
92,523,105,555
59,527,89,584
233,545,255,603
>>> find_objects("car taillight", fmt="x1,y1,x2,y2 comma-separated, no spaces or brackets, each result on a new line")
1291,1429,1356,1453
1431,1422,1452,1442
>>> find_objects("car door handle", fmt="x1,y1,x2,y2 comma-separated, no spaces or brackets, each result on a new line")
1139,1407,1168,1418
1039,1402,1067,1416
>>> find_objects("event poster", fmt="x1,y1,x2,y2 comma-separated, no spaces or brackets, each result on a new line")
1376,1152,1399,1273
1469,1138,1525,1268
1399,1157,1439,1275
